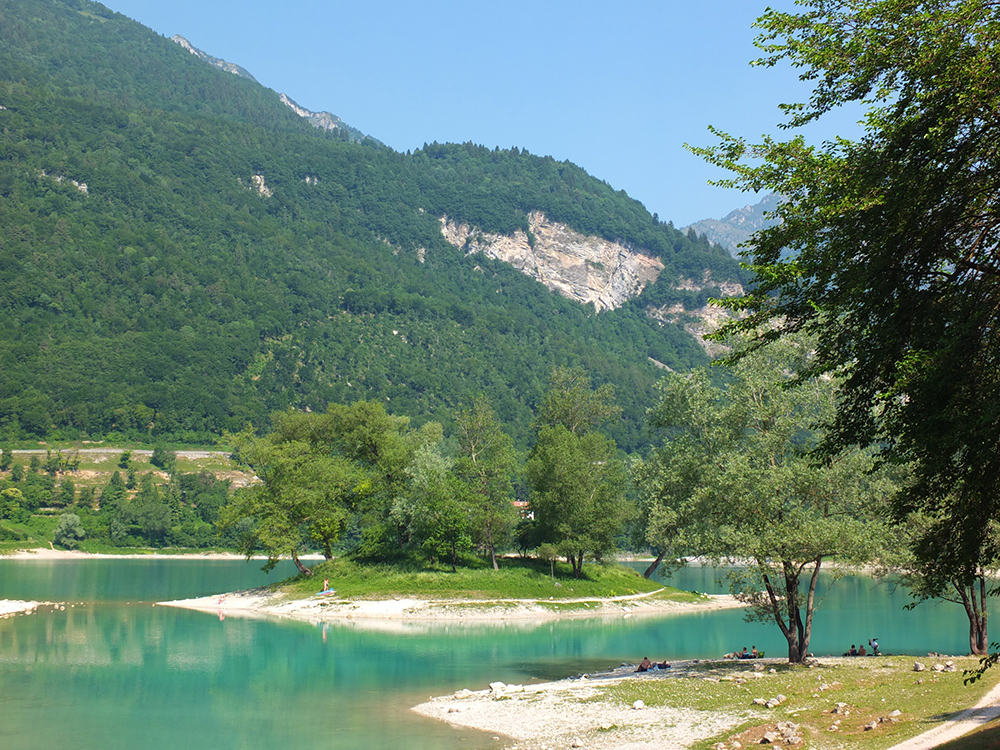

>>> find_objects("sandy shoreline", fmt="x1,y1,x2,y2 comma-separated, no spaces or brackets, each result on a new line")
413,659,1000,750
158,587,745,631
413,661,755,750
0,599,44,617
2,547,321,561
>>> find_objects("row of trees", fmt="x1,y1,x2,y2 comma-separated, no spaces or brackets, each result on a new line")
221,368,632,577
0,458,232,550
222,343,986,666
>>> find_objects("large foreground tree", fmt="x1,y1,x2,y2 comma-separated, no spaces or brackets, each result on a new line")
886,507,1000,655
638,337,894,663
696,0,1000,596
693,0,1000,579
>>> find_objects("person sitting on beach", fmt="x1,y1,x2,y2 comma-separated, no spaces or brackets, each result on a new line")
858,643,867,656
751,645,758,658
636,657,653,672
656,660,670,669
848,644,858,656
738,647,750,659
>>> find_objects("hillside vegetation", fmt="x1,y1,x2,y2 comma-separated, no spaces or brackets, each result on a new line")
0,0,744,452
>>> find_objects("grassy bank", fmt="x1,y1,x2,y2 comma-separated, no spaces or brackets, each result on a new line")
277,557,693,604
607,657,1000,750
416,655,1000,750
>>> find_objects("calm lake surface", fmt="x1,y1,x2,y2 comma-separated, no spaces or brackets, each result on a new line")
0,558,989,749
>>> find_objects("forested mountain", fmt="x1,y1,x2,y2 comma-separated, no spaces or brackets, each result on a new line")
0,0,746,452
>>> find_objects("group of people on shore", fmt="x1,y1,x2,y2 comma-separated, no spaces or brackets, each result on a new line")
844,638,880,657
643,637,880,671
635,657,670,672
724,646,761,659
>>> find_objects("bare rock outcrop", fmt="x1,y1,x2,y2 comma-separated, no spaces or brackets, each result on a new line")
280,93,348,133
171,35,258,82
440,212,663,312
646,274,744,356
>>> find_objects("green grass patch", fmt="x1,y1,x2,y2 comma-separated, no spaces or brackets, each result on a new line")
0,514,60,553
278,557,677,602
587,656,1000,750
934,718,1000,750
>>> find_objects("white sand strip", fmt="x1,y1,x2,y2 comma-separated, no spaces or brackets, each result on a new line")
0,600,41,617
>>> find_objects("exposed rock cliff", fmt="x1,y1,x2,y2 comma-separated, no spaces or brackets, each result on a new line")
440,212,664,312
646,275,745,357
278,94,379,144
171,35,258,82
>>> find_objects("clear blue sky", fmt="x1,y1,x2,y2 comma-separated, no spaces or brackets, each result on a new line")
102,0,861,227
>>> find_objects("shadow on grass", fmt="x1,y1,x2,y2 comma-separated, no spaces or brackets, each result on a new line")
934,717,1000,750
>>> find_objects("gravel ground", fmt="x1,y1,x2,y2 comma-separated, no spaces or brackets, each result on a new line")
412,662,755,750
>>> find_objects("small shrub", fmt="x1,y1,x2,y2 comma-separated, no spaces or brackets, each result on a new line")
53,512,86,549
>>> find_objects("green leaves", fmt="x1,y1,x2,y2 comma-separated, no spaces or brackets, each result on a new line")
526,370,633,578
222,416,371,571
639,336,895,660
694,0,1000,581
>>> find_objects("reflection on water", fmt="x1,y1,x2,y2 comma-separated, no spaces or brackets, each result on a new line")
0,557,301,603
640,561,991,658
0,559,992,749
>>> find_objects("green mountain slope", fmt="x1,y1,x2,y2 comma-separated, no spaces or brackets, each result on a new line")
0,0,745,451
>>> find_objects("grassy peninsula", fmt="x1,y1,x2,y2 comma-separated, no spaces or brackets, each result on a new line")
278,557,694,603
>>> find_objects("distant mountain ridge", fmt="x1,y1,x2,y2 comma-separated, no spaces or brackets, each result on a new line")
682,193,783,256
277,93,381,145
170,34,378,145
171,35,258,83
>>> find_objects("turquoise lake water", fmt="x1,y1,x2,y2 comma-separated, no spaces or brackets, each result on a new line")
0,559,988,749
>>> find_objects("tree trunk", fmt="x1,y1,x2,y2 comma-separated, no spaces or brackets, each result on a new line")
784,563,805,663
798,557,823,662
761,559,820,664
956,575,989,655
643,549,668,579
485,517,498,570
291,548,312,576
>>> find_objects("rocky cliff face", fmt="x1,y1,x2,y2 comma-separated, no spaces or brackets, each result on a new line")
171,35,258,82
646,275,745,357
278,94,378,144
440,212,664,312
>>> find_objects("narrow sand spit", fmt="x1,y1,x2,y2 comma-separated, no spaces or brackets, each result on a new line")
413,662,754,750
159,587,744,629
4,547,320,561
0,600,42,617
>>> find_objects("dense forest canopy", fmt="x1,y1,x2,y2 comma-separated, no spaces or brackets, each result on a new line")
0,0,745,451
